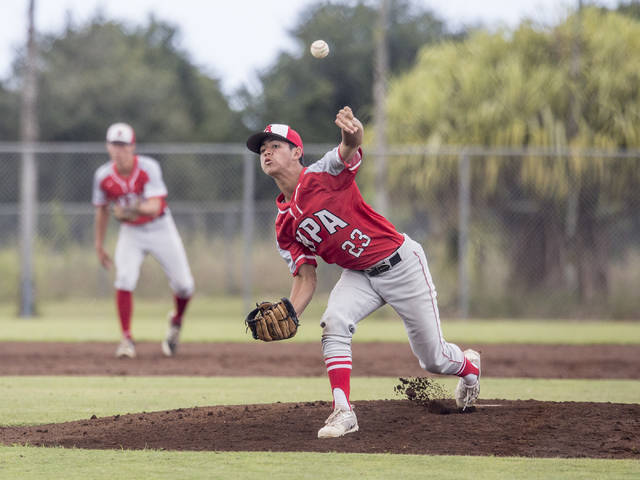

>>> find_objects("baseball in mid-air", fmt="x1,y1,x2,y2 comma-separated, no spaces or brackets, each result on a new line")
310,40,330,58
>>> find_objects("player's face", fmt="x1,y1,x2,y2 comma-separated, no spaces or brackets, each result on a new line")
107,142,136,174
259,140,297,175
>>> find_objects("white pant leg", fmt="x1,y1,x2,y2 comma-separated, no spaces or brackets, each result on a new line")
113,224,145,291
321,269,385,358
146,213,195,298
370,235,466,375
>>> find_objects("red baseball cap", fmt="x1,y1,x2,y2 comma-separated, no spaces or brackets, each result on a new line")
246,124,304,156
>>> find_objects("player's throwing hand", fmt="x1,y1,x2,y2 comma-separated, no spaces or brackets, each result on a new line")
335,106,362,135
335,106,363,162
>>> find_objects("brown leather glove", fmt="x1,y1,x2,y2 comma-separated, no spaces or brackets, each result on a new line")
245,298,299,341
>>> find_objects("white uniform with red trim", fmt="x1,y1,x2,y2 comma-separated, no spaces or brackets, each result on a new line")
92,155,194,297
275,146,467,375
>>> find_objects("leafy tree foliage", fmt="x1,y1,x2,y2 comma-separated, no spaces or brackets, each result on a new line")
0,83,19,140
240,0,455,143
9,15,246,143
386,8,640,303
613,0,640,19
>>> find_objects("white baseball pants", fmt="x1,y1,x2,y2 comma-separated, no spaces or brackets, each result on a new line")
114,211,194,298
321,234,466,376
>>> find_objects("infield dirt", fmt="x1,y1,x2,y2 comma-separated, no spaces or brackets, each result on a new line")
1,342,639,458
2,342,638,378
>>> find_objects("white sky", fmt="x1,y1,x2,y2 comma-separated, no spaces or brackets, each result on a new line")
1,0,621,94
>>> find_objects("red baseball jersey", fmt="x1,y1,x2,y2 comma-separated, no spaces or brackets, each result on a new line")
92,155,168,225
275,146,404,275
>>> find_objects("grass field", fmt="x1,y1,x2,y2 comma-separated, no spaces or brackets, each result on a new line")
1,448,638,480
1,298,639,343
1,299,639,479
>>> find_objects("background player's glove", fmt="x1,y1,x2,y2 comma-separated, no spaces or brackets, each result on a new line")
245,298,299,341
112,202,139,222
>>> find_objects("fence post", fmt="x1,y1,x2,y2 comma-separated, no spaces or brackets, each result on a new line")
223,206,236,294
19,144,37,317
19,0,38,317
373,0,389,216
458,151,471,319
242,151,256,313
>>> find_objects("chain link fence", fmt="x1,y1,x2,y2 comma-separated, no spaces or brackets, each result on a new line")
1,142,638,319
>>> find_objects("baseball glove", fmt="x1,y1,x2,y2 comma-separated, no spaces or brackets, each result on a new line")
245,297,299,341
112,202,139,222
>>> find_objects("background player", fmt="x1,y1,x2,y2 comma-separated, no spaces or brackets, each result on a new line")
93,122,195,358
246,107,481,438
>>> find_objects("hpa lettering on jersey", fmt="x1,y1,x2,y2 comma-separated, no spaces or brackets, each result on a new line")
92,155,168,225
275,146,404,275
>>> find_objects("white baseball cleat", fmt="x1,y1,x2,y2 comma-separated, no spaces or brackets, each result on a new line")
455,349,481,410
115,338,136,358
317,406,359,438
161,316,181,357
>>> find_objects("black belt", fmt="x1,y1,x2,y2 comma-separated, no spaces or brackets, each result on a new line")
364,252,401,277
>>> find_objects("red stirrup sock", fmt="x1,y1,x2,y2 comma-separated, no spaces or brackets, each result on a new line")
325,356,352,410
456,355,479,385
116,289,133,339
171,295,191,327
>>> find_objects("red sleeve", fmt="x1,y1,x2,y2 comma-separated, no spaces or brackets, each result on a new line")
277,239,318,276
338,147,363,170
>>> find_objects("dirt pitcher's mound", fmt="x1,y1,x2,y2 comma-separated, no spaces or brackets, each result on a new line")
2,400,639,458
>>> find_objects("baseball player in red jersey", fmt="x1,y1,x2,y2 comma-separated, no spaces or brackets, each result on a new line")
246,107,481,438
93,123,194,358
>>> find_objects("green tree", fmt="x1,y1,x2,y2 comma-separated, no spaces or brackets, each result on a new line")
613,0,640,19
0,82,20,208
240,0,455,143
0,82,19,140
30,15,245,143
386,8,640,305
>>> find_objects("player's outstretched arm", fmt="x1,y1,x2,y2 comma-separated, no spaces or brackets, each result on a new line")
289,264,317,316
336,106,363,163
